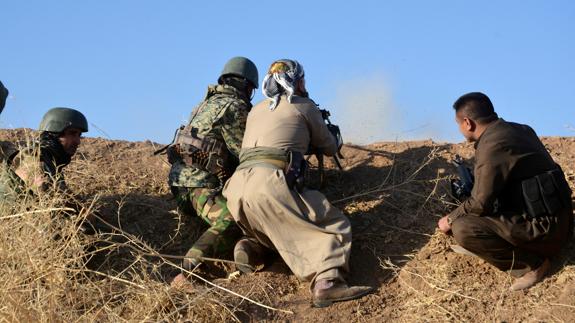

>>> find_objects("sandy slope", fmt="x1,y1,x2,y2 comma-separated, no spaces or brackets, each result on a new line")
1,129,574,322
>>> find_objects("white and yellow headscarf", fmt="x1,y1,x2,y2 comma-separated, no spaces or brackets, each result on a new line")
261,59,305,110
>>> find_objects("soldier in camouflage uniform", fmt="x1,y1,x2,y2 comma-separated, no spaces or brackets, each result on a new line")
0,107,88,201
166,57,258,270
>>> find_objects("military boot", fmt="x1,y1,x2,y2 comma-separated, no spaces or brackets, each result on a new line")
233,238,266,274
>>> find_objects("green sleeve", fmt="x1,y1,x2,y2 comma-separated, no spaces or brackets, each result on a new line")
220,102,248,158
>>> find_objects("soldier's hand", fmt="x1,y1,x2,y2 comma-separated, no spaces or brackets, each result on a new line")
437,215,452,235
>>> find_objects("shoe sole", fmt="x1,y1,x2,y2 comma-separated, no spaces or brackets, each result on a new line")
312,288,374,308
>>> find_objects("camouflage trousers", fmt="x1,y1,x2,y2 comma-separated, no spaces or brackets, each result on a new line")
174,187,241,260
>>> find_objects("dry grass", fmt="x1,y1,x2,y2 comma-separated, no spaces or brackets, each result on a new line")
373,156,575,323
1,131,573,322
0,132,286,322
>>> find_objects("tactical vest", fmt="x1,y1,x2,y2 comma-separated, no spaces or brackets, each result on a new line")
168,124,233,181
163,87,242,192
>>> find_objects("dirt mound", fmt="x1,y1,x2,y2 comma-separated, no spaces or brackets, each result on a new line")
1,129,574,322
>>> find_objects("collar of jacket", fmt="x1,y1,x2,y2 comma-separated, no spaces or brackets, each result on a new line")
474,118,503,150
209,84,251,107
39,131,72,172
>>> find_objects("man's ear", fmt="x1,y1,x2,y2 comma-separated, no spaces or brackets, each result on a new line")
463,117,475,131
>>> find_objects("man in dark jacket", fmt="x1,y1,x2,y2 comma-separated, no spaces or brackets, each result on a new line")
438,92,573,291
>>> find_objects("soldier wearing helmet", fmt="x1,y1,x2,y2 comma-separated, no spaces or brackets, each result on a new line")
164,57,258,272
0,107,88,200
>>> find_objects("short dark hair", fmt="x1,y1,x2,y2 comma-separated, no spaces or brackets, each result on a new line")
453,92,498,124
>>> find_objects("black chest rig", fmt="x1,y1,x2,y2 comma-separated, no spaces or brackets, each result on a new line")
168,125,236,185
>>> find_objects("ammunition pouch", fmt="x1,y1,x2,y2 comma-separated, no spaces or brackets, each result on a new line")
521,168,570,220
168,126,236,192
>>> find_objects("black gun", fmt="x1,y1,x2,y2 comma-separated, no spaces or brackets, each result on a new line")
451,154,474,201
306,107,344,189
318,108,344,170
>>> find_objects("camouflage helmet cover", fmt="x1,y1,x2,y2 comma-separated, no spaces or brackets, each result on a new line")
39,107,88,133
219,56,259,88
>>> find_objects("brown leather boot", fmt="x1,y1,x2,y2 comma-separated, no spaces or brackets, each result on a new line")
509,258,551,291
233,238,266,274
312,280,374,308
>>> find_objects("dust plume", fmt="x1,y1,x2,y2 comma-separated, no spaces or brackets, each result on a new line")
328,76,404,145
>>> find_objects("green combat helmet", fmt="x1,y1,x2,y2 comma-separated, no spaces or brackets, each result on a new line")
219,56,259,88
0,81,8,114
39,107,89,133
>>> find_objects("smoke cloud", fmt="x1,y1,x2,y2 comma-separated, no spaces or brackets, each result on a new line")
328,75,404,145
327,75,452,144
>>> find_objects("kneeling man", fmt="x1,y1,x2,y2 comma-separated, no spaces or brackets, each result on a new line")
223,59,372,307
438,92,573,291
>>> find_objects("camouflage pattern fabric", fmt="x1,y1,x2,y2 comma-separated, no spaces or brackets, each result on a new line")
168,84,250,189
0,145,67,202
176,187,241,258
0,162,26,202
169,83,250,262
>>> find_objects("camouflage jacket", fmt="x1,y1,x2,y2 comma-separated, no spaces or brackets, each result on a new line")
0,144,68,202
168,84,251,189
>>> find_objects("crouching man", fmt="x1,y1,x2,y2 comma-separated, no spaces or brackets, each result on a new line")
1,107,88,200
438,92,573,291
166,57,259,270
223,59,373,307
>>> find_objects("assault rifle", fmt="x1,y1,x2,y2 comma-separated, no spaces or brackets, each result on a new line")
319,108,344,170
309,107,344,188
451,154,474,201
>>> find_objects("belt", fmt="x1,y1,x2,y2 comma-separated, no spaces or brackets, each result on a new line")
236,158,287,171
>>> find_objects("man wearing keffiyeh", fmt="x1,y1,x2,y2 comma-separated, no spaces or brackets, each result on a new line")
223,59,373,307
261,59,307,111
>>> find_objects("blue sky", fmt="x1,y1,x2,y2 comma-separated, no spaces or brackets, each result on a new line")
1,1,574,144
